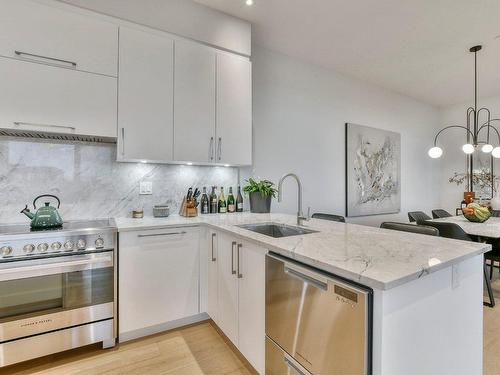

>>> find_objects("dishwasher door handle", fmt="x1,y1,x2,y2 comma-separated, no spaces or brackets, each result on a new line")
284,265,328,291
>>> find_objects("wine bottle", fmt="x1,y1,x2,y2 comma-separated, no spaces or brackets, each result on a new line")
227,187,236,213
218,187,227,213
210,186,218,214
236,185,244,212
201,187,209,214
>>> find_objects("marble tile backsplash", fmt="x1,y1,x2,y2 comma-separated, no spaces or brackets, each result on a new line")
0,138,238,224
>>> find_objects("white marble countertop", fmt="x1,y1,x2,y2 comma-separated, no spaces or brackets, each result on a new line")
115,213,491,290
431,215,500,239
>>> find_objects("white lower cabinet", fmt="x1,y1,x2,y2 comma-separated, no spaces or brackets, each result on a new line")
119,227,200,341
207,230,220,325
211,231,266,374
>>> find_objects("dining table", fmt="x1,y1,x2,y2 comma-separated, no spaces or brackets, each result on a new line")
431,215,500,239
430,215,500,307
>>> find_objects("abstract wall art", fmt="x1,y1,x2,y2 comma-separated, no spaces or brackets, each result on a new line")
345,123,401,217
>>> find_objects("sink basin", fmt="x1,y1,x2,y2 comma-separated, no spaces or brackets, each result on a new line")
237,222,317,238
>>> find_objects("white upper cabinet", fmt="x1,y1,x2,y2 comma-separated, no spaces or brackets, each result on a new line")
174,40,216,163
0,58,117,138
216,53,252,166
0,0,118,77
117,27,174,162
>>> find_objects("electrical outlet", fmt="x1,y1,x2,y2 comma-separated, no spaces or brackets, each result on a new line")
139,181,153,195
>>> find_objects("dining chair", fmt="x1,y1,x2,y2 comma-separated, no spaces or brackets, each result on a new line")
407,211,431,223
380,222,439,236
311,213,345,222
423,220,495,307
431,209,452,219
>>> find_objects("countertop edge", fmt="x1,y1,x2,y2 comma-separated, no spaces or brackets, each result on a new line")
114,216,491,291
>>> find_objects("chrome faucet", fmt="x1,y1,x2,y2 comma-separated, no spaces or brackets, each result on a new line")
278,173,310,226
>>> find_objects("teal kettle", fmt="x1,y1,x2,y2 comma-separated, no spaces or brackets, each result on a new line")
21,194,63,229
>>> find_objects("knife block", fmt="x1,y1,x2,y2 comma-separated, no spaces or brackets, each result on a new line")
179,197,198,217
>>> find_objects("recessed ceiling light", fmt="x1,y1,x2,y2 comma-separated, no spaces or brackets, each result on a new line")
140,160,148,164
245,0,254,6
186,162,193,166
224,164,230,167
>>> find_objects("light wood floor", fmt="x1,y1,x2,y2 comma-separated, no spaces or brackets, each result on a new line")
4,281,500,375
2,321,258,375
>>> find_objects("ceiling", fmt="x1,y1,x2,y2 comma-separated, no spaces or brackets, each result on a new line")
195,0,500,108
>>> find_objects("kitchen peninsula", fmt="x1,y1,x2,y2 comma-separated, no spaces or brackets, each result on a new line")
116,213,489,375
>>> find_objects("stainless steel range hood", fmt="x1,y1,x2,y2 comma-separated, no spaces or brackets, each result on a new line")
0,128,117,144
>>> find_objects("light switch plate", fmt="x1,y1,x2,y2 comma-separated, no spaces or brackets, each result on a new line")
139,181,153,195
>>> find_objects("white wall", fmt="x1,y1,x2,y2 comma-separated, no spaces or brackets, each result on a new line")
56,0,251,55
438,93,500,212
245,46,441,226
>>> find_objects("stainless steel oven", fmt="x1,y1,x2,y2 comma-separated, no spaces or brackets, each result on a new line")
0,219,117,367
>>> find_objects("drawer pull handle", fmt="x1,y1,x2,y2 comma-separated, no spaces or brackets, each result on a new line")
137,231,186,238
14,121,76,131
237,243,243,279
231,241,237,275
211,233,216,262
284,354,312,375
15,50,77,68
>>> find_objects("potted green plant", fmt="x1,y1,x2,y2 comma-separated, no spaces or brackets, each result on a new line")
243,178,277,213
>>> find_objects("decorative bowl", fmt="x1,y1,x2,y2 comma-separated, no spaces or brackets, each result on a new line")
464,212,491,223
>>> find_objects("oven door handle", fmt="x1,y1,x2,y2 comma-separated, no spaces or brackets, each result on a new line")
0,254,113,282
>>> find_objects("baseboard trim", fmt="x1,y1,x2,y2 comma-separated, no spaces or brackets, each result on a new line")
118,313,209,343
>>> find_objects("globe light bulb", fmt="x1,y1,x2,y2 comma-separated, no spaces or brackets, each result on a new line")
462,143,475,154
428,146,443,158
482,144,494,153
492,147,500,158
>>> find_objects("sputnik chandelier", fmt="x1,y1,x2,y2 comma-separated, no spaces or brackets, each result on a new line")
429,45,500,163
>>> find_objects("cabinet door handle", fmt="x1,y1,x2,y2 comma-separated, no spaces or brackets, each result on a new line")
13,121,76,132
15,50,77,69
137,231,186,238
209,137,214,161
211,233,216,262
217,137,222,161
121,128,125,156
237,243,243,279
231,241,237,275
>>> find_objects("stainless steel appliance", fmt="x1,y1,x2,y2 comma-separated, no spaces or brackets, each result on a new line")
265,253,373,375
0,219,117,367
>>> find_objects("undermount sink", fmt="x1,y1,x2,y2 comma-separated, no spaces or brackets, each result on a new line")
237,222,318,238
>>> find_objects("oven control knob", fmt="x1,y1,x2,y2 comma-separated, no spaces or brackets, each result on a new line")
51,242,62,251
1,246,13,257
37,243,49,252
77,239,86,250
95,237,104,249
23,244,35,253
64,241,74,251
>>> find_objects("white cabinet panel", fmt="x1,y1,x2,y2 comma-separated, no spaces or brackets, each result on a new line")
238,241,266,374
207,230,219,325
174,40,216,163
216,53,252,166
0,57,117,138
217,232,239,346
0,0,118,76
119,227,200,338
118,27,174,162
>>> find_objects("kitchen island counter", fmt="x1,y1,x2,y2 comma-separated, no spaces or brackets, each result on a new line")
115,212,490,290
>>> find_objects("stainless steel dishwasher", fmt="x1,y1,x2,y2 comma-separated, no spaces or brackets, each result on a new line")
265,253,373,375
